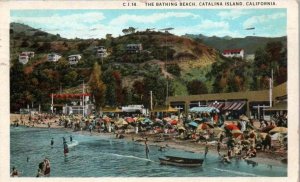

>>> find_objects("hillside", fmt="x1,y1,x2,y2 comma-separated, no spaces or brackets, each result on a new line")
10,23,287,112
10,22,225,111
184,34,287,54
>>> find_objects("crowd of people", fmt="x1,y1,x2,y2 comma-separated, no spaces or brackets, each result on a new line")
10,110,287,176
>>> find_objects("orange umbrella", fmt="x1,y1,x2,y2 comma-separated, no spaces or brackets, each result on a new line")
170,120,177,125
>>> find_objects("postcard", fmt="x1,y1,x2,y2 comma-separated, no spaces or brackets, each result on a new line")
0,0,298,182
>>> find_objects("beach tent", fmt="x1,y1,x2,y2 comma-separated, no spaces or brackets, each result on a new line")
189,107,219,113
269,127,287,134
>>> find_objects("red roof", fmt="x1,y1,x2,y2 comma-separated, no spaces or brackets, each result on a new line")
222,49,243,54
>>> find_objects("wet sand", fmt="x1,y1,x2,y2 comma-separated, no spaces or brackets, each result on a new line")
10,114,287,167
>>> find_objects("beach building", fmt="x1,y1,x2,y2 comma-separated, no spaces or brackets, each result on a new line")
222,49,244,59
167,82,287,120
68,54,82,65
47,53,62,62
126,44,143,53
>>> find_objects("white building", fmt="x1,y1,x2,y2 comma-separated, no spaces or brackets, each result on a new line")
222,49,244,59
68,54,82,65
18,53,29,64
47,53,62,62
96,46,107,58
18,51,35,64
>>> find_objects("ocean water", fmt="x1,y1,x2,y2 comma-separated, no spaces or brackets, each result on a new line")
10,127,287,177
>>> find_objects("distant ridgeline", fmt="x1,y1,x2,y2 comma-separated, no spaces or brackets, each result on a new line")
9,23,287,112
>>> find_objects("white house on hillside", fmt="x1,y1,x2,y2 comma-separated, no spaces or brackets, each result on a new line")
19,53,29,64
18,51,35,64
126,44,143,53
222,49,244,59
68,54,82,65
48,53,62,62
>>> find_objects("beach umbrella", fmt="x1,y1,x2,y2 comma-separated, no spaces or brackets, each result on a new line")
260,125,275,133
170,120,178,125
142,118,153,125
137,117,145,122
177,126,186,131
232,129,243,138
125,117,135,123
213,127,224,135
269,127,287,134
198,123,209,130
163,117,172,122
271,133,283,141
239,114,249,122
188,121,198,128
155,118,162,122
194,118,202,123
259,132,268,139
225,124,239,131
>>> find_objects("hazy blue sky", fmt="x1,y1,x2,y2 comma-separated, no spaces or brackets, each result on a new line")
11,9,286,39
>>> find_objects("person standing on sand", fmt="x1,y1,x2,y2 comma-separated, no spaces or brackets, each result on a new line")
204,141,209,158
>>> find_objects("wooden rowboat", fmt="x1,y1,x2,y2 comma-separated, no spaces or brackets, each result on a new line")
159,155,204,167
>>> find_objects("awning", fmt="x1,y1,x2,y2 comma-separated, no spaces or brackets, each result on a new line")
151,105,178,112
189,107,219,113
264,102,287,111
207,102,224,110
223,101,246,111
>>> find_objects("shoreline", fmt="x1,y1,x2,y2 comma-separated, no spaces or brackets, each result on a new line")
10,115,287,168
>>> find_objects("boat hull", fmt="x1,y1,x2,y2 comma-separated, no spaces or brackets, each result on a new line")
159,157,203,167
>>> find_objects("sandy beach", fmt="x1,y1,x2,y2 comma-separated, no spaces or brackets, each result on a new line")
10,114,287,167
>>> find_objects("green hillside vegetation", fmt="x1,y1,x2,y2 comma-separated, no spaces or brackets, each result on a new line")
10,23,287,112
184,34,287,54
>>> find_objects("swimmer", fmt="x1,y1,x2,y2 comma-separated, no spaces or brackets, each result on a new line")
51,138,54,147
10,166,19,177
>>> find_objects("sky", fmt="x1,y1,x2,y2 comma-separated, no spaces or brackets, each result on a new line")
11,9,287,39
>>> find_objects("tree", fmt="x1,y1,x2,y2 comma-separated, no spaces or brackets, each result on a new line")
128,27,136,34
89,62,106,112
122,28,129,35
187,80,208,95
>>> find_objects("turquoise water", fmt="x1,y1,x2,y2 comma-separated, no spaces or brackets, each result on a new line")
10,127,287,177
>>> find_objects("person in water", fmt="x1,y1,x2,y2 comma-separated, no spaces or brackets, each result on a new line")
217,141,221,156
51,138,54,147
63,141,69,156
10,166,19,177
63,137,66,143
204,141,209,158
145,139,150,159
43,158,51,177
222,154,231,163
70,135,73,142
